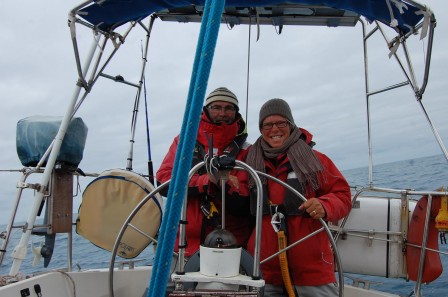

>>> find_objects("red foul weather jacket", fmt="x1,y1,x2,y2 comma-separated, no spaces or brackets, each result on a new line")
247,128,352,286
156,111,252,257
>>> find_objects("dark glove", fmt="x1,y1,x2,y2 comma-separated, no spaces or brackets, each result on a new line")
211,155,236,171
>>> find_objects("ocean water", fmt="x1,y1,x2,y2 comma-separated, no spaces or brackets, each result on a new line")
1,154,447,296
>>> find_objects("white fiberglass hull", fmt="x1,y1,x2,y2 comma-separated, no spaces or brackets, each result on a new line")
0,267,402,297
0,267,152,297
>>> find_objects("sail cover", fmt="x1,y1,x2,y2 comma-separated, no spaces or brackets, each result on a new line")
78,0,428,33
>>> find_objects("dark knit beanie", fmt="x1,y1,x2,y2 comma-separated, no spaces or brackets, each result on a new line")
259,98,295,130
205,87,239,108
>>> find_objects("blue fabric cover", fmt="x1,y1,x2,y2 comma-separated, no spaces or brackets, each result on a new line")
79,0,426,33
16,116,88,167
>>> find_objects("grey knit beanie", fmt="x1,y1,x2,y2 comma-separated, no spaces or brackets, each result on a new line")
259,98,295,129
205,87,239,108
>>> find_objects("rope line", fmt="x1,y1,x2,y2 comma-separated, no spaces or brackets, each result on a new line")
146,1,225,296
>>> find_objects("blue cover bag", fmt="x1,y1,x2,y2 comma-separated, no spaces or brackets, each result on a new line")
16,116,88,167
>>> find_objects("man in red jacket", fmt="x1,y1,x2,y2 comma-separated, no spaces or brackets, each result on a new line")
156,87,253,259
246,98,352,297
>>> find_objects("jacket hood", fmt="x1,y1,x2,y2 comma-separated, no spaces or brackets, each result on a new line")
196,111,246,153
201,107,247,135
298,127,314,146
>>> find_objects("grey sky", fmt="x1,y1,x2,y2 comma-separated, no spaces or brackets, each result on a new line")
1,1,447,224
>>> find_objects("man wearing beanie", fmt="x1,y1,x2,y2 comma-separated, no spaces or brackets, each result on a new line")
156,87,253,262
246,98,351,297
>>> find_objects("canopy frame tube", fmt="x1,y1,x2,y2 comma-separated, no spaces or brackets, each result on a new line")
361,15,446,188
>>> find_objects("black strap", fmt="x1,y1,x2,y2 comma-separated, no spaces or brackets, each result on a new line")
193,132,247,174
196,133,247,160
250,184,309,217
223,133,247,158
200,218,207,244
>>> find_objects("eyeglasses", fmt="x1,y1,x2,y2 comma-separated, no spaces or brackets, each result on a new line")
261,120,290,130
208,105,236,113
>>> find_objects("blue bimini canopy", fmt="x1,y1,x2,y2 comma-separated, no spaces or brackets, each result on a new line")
78,0,430,34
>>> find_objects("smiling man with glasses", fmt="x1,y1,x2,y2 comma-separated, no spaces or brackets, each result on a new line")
206,89,238,124
157,87,253,268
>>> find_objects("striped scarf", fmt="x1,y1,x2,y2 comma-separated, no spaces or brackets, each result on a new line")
246,128,324,190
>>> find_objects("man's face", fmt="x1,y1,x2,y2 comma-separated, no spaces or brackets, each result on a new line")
207,101,237,124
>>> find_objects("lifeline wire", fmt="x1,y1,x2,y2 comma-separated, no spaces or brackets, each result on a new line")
146,1,226,296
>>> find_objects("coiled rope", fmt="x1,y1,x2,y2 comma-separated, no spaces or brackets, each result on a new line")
145,1,226,296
